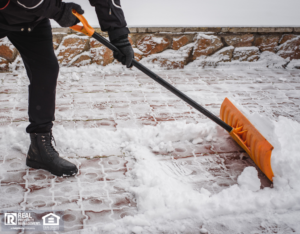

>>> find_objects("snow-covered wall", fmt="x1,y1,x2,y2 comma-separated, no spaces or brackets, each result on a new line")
51,0,300,27
1,28,300,72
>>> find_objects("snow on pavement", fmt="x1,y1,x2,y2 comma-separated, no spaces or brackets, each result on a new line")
0,66,299,233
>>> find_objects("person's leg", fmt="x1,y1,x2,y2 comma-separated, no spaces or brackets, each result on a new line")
7,19,77,176
8,19,58,133
0,31,8,39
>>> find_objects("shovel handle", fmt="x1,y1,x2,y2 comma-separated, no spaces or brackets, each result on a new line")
70,10,95,37
70,11,233,132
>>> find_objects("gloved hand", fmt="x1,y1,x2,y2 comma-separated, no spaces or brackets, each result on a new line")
111,35,134,68
53,3,84,27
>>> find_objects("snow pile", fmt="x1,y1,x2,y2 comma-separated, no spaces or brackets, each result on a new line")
277,36,300,58
187,49,291,70
186,46,234,68
287,59,300,69
5,120,216,157
140,43,194,69
233,46,260,62
258,51,289,69
5,111,300,233
237,167,261,192
110,115,300,233
133,48,143,55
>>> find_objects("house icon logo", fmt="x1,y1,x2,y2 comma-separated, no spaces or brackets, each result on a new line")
42,213,60,226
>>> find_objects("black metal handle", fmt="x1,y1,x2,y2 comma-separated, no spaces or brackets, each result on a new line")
92,33,233,132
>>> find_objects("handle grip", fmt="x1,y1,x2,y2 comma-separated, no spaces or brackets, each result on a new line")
70,10,95,37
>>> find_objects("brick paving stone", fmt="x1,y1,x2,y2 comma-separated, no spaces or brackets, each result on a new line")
0,68,299,232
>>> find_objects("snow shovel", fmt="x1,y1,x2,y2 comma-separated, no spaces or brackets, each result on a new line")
70,11,274,181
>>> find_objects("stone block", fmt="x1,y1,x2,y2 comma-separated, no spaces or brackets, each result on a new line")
143,43,194,69
254,35,280,52
90,38,114,66
172,36,189,50
52,33,66,50
271,27,293,33
137,28,148,33
193,34,223,60
223,34,254,47
146,27,160,33
222,28,258,33
294,28,300,33
277,36,300,60
129,27,138,33
57,35,90,66
147,27,184,33
257,28,277,33
0,38,18,62
184,27,221,33
52,28,72,34
199,46,235,68
136,35,170,56
13,55,24,71
257,27,293,33
221,28,230,33
71,53,91,67
279,34,297,44
233,47,260,62
212,46,234,62
164,27,185,33
0,57,9,72
133,48,143,62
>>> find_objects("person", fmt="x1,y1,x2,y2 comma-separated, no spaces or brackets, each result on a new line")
0,0,134,176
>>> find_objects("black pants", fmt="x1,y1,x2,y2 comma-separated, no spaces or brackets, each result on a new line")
0,19,58,133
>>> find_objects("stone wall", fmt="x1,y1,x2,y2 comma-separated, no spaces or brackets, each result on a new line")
1,27,300,72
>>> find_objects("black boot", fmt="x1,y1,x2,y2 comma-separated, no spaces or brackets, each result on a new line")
26,131,78,176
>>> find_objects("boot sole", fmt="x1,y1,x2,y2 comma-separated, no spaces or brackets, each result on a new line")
26,157,78,177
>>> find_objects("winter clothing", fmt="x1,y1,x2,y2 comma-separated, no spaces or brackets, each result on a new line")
0,0,63,32
27,131,78,176
0,0,129,40
53,2,84,27
112,35,134,68
0,0,132,133
0,19,58,133
0,0,132,175
89,0,129,41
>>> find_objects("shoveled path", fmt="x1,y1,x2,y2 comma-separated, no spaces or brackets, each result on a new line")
0,68,299,233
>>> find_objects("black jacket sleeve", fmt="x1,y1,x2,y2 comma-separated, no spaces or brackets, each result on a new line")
0,0,63,30
16,0,63,19
89,0,130,41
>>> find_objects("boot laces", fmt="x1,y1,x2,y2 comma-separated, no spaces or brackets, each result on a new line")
42,131,58,156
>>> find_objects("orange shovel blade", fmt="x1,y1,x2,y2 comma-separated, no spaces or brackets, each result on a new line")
220,98,274,181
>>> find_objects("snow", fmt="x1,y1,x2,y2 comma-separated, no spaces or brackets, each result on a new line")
259,51,290,69
103,116,300,233
287,59,300,69
237,167,261,192
0,66,300,233
0,37,15,50
140,43,194,69
185,49,291,69
277,36,300,59
133,48,143,55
